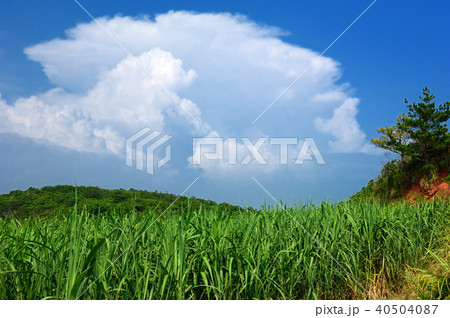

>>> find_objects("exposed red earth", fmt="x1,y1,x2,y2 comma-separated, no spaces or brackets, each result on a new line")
406,170,450,202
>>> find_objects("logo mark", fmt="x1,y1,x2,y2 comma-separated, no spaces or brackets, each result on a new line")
126,128,172,174
192,137,325,165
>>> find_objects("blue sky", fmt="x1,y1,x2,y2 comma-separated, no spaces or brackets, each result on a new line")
0,0,449,207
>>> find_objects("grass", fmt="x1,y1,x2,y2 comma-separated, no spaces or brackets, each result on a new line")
403,225,450,300
0,199,448,299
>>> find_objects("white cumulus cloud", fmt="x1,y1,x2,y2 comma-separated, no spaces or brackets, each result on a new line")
1,11,377,172
314,97,376,153
0,47,205,154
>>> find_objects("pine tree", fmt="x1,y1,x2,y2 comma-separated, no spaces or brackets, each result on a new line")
401,87,450,165
372,87,449,166
370,113,409,161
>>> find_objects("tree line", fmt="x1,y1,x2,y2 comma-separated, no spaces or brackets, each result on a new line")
0,185,243,218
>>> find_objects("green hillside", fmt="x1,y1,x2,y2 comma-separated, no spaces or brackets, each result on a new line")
0,185,243,218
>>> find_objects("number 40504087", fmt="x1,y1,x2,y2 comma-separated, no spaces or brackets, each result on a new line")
376,304,438,315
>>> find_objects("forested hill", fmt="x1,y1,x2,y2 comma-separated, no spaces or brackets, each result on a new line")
0,185,243,218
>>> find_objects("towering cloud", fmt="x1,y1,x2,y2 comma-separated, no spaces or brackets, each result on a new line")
0,11,376,172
